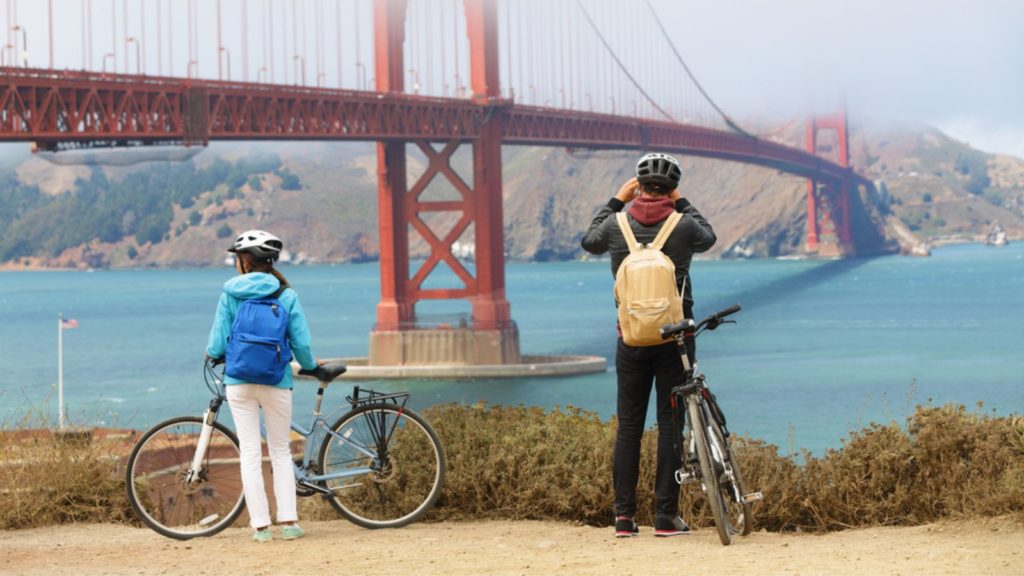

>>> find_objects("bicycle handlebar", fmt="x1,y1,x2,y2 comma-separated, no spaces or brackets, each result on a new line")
204,357,348,384
659,304,742,339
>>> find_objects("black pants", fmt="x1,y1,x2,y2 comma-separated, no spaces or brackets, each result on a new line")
612,337,692,518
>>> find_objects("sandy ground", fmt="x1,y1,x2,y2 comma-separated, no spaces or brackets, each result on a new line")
2,518,1022,576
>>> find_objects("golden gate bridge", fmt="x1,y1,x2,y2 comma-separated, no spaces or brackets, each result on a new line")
0,0,873,368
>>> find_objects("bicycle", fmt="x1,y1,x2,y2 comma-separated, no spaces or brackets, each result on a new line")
660,304,763,546
125,359,446,540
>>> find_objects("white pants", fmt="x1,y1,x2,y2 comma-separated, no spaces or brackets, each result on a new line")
226,384,297,529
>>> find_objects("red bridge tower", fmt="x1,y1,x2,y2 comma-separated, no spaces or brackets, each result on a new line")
806,110,856,257
369,0,519,366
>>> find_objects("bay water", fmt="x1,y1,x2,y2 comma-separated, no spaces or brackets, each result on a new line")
1,243,1021,454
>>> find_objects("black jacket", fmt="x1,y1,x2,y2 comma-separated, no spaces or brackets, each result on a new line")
580,197,716,307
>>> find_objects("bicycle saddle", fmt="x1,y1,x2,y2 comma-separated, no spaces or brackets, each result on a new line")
298,363,348,383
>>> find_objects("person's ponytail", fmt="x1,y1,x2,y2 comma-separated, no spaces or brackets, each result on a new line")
238,252,290,288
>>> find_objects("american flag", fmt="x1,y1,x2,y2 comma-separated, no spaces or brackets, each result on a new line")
60,318,79,330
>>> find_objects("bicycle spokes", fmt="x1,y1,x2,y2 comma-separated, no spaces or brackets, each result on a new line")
318,404,445,528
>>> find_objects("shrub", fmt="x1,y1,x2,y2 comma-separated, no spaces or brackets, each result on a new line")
3,404,1021,531
216,224,233,239
0,430,135,529
279,169,302,190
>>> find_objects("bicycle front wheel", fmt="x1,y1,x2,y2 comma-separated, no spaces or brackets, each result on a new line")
688,397,730,545
319,404,446,528
707,418,753,536
125,416,246,540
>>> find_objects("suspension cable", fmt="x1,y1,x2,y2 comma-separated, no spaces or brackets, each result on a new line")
574,0,674,122
642,0,754,137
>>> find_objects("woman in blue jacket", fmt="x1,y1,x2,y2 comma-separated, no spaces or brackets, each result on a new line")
206,229,319,543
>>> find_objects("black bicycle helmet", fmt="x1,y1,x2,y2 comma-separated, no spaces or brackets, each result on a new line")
227,229,283,262
635,153,682,190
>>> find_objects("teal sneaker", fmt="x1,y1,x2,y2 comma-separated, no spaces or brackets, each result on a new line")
252,528,273,543
281,524,306,541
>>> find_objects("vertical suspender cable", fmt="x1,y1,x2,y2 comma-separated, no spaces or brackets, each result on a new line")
504,0,512,99
140,0,146,74
429,0,436,95
641,0,750,135
123,0,128,73
157,0,162,75
354,0,361,89
292,0,298,84
440,0,447,96
111,0,117,73
517,0,523,102
242,0,248,81
282,0,288,83
166,0,171,76
81,2,87,69
452,1,459,96
336,0,341,87
263,0,269,82
302,0,308,85
566,1,573,108
269,0,275,82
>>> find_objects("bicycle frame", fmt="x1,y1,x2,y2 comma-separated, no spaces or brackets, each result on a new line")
188,367,403,493
663,304,764,545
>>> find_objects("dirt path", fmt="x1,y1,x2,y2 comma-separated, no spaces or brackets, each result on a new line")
2,518,1021,576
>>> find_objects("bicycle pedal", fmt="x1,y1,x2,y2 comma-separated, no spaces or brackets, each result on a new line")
741,491,764,503
674,469,697,485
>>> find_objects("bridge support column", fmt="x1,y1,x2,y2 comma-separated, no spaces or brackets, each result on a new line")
806,179,820,253
806,111,856,256
369,0,519,366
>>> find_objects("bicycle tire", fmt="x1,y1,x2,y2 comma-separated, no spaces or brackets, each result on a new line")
688,397,730,545
707,417,753,536
318,403,446,529
125,416,246,540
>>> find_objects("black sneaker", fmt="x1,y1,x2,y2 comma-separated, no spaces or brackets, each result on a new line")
653,515,691,537
614,516,639,538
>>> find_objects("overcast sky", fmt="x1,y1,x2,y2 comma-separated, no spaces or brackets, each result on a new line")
3,0,1022,158
661,0,1024,157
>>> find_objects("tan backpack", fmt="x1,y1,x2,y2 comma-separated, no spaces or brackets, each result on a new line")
614,211,685,346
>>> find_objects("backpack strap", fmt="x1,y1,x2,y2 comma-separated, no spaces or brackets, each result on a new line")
269,284,288,299
615,212,641,253
650,212,683,251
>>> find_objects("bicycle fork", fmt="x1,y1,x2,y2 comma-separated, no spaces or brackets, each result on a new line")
185,397,223,485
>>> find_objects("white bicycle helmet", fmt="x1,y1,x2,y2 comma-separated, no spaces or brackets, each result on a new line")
635,152,682,190
227,229,283,261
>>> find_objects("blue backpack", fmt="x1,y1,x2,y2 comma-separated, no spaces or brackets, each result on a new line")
226,286,292,385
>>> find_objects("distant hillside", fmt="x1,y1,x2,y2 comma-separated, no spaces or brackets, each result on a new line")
851,121,1024,244
0,121,1020,269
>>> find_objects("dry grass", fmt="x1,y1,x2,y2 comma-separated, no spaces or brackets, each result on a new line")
2,403,1022,531
0,428,136,529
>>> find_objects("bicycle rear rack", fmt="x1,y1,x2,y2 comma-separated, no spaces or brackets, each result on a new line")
346,386,410,410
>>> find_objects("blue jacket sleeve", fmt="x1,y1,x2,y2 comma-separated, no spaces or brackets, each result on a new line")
286,292,318,370
206,294,232,359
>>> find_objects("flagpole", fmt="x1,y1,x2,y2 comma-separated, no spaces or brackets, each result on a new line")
58,313,65,431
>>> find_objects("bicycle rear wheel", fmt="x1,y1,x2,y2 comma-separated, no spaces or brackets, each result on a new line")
125,416,245,540
707,418,753,536
318,404,445,528
688,397,731,545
